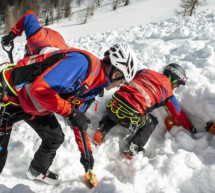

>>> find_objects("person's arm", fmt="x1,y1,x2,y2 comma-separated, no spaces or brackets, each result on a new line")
2,11,41,46
11,11,41,38
165,96,193,131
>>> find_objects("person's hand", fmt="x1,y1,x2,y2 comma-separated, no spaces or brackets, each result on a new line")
67,107,91,132
189,125,197,134
1,31,16,46
80,151,94,172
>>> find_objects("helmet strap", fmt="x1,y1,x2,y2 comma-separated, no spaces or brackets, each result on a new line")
172,79,178,84
110,76,125,83
109,65,125,83
109,65,115,83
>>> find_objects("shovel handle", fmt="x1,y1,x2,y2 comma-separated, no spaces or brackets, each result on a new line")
80,130,91,171
1,41,14,63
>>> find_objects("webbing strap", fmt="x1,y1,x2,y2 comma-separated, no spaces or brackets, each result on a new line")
107,93,146,128
2,64,17,96
0,64,20,107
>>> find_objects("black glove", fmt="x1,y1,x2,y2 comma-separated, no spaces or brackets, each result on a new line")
1,31,16,46
67,107,91,132
189,125,197,134
80,151,94,172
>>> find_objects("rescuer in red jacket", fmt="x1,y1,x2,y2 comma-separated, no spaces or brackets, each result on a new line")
94,63,197,159
1,11,68,56
0,44,138,185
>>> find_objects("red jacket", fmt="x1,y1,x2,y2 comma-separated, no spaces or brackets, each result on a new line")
116,69,192,130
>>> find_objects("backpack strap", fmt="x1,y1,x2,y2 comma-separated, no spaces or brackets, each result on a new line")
0,64,20,107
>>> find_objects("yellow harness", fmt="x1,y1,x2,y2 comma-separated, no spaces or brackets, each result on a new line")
107,93,146,128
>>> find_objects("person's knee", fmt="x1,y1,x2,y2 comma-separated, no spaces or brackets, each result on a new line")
148,114,158,128
56,131,64,145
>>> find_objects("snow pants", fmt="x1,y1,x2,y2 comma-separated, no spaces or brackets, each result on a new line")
99,114,158,148
25,114,64,173
0,106,64,174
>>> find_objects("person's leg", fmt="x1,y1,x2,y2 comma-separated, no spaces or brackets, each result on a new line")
24,114,64,173
132,114,158,148
123,114,158,158
0,127,12,173
0,105,20,173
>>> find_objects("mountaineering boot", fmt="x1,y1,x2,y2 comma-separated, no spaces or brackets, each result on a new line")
123,142,145,159
26,165,59,185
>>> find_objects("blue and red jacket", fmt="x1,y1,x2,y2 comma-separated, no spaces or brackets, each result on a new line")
116,69,192,130
11,11,67,55
5,48,110,153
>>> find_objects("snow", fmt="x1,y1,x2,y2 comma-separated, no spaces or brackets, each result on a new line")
1,0,215,193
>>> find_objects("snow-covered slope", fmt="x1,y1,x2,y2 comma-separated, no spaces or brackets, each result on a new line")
1,1,215,193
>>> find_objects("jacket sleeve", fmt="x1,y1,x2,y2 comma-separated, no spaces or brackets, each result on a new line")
11,11,40,38
165,96,192,130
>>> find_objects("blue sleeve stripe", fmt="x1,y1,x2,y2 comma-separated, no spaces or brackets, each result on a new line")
95,59,101,76
160,85,164,102
30,41,46,48
91,58,100,76
34,46,48,53
170,96,181,113
166,86,168,98
24,15,41,38
42,27,50,37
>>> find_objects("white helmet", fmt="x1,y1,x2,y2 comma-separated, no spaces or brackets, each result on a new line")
106,44,138,83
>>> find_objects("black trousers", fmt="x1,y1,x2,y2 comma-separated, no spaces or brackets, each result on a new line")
100,114,158,148
0,111,64,173
0,128,12,173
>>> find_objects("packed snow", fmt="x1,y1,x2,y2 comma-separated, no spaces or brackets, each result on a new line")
1,1,215,193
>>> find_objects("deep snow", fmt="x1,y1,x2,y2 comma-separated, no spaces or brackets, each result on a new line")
1,1,215,193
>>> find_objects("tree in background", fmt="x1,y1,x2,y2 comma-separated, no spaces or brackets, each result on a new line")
3,5,15,34
113,0,130,11
78,0,95,24
1,0,74,32
64,0,72,19
1,0,133,33
175,0,206,16
76,0,83,7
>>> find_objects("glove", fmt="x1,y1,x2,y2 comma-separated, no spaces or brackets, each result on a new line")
67,107,91,132
80,151,94,172
1,31,16,46
189,125,197,134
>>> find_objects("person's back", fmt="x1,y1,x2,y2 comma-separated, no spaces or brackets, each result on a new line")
94,63,196,159
116,69,173,115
